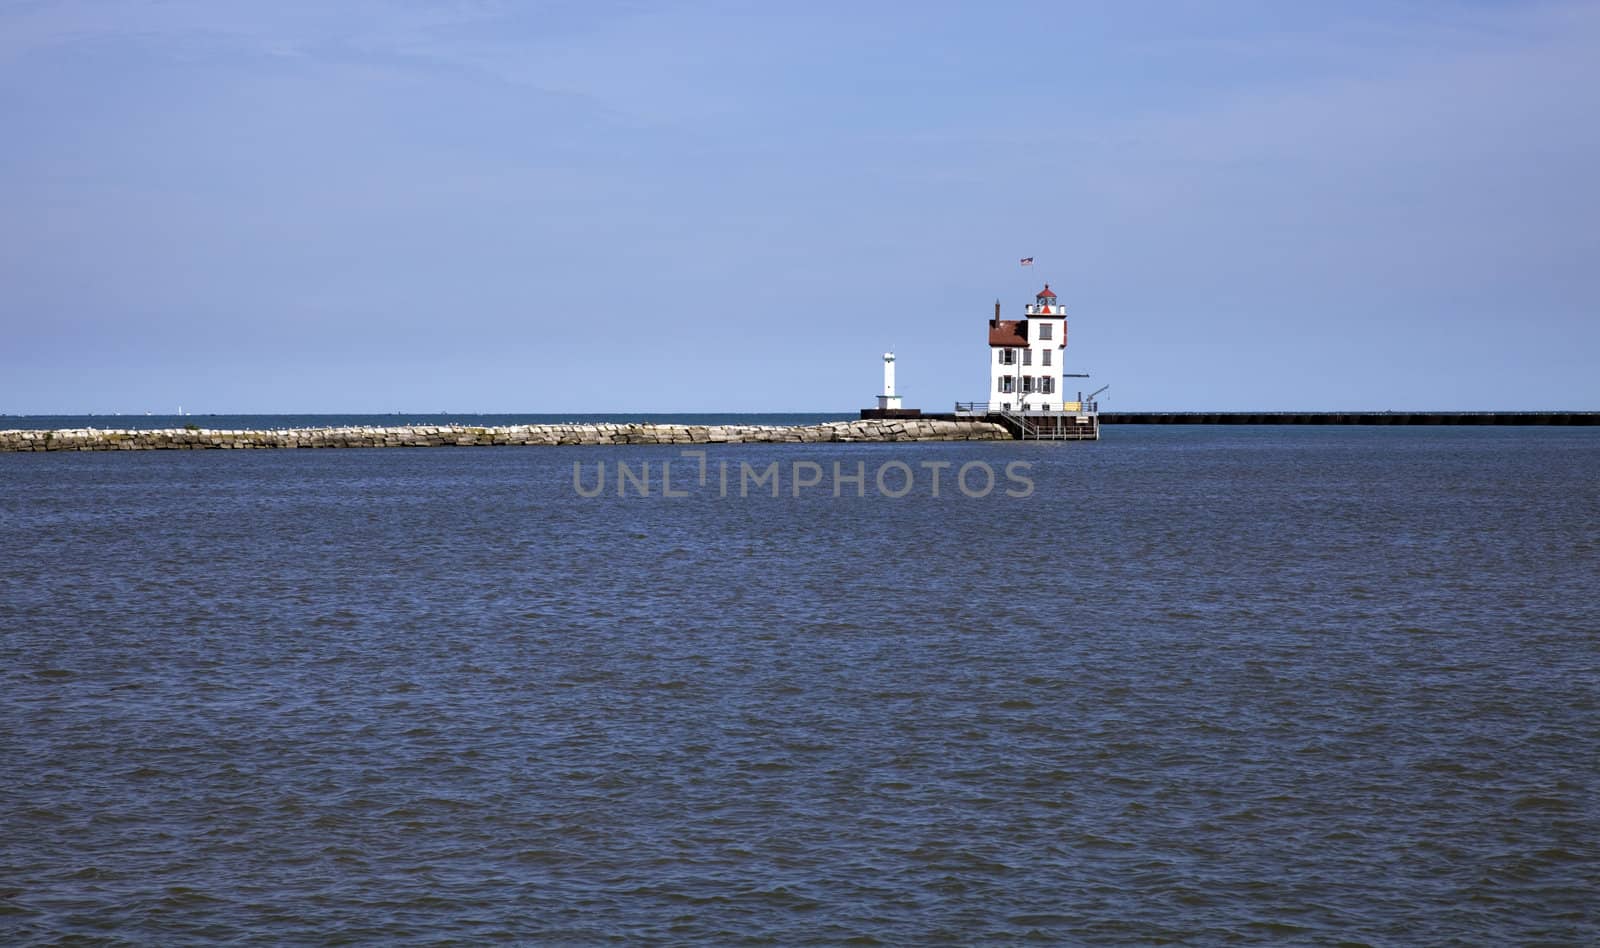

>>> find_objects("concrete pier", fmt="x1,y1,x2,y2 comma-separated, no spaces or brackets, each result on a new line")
0,419,1012,453
1099,412,1600,425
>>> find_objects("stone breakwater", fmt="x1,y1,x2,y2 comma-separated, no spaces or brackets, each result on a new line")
0,419,1011,452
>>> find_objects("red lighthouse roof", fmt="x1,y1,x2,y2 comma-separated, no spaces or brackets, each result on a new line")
1036,284,1057,299
988,320,1028,347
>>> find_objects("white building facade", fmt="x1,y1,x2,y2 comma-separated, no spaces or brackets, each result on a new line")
988,285,1075,412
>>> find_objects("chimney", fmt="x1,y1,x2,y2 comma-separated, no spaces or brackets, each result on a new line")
994,299,1001,321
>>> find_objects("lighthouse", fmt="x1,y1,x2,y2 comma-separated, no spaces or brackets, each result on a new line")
860,350,922,418
989,285,1070,412
955,281,1099,439
877,351,902,411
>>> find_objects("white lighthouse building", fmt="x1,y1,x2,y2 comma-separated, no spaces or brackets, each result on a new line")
957,281,1100,439
989,284,1071,412
877,351,901,411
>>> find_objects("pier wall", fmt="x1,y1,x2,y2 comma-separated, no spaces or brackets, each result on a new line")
1099,412,1600,425
0,419,1012,453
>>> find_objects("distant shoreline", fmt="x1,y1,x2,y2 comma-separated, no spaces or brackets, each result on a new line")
1,411,1595,431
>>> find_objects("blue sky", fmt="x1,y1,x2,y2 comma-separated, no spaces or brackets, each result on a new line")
2,0,1596,412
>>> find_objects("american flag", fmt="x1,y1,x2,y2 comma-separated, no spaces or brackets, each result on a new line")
1020,257,1034,266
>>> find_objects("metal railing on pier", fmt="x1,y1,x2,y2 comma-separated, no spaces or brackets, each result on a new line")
953,401,1101,415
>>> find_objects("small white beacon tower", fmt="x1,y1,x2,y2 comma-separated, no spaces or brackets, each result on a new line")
877,351,902,411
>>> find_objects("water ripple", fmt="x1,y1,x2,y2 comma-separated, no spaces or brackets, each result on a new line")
1,428,1597,943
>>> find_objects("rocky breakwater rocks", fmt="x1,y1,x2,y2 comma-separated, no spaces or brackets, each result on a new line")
0,419,1012,452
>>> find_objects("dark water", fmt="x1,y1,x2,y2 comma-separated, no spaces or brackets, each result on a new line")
2,427,1596,944
0,413,854,431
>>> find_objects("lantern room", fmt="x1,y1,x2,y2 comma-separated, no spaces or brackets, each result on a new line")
1025,284,1060,316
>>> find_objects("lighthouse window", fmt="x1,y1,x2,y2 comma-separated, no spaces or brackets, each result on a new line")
998,348,1016,365
1042,350,1052,367
998,377,1014,393
1039,322,1053,340
1022,376,1035,394
1041,377,1055,394
1023,349,1033,366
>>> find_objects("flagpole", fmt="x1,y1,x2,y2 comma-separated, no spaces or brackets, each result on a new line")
1018,256,1030,413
